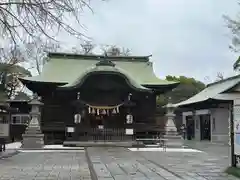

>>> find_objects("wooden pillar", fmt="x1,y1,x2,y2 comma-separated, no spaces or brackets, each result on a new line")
190,110,196,140
230,101,237,167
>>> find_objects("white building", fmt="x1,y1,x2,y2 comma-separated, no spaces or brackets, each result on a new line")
175,75,240,144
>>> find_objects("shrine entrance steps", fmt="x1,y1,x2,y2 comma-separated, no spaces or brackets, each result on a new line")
63,140,135,147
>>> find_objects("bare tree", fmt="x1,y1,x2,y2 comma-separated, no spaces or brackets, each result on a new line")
0,44,31,99
0,0,94,44
81,41,95,54
0,44,25,87
106,45,121,56
204,76,211,83
121,47,131,56
216,72,224,81
224,7,240,70
233,56,240,71
224,15,240,52
25,38,60,74
101,45,131,56
72,41,95,54
0,44,25,64
5,68,31,99
5,72,20,99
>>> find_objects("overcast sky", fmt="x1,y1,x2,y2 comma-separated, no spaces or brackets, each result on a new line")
59,0,239,84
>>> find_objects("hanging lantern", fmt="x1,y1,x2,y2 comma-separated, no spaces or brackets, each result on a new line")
77,92,80,100
74,114,81,124
91,108,96,114
112,108,117,114
102,109,106,115
126,114,133,124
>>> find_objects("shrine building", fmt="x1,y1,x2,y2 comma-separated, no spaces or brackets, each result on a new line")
20,53,178,144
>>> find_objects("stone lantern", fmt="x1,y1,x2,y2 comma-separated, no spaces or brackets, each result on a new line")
22,93,44,149
165,101,177,135
164,97,183,147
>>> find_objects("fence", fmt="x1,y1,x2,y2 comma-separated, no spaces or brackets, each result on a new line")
76,128,135,141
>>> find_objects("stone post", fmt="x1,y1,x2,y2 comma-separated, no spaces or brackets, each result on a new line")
163,98,183,147
22,93,44,149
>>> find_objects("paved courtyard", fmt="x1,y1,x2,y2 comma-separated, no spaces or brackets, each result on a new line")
0,142,238,180
87,145,238,180
0,151,91,180
140,141,234,180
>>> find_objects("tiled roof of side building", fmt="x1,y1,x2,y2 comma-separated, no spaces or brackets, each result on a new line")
174,74,240,107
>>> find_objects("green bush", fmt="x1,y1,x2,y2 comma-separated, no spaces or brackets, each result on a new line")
225,166,240,178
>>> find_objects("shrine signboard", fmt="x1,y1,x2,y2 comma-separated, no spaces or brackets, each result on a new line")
125,128,134,135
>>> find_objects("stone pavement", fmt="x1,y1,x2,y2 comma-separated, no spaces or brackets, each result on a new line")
87,146,239,180
87,147,183,180
0,151,91,180
140,141,237,180
0,142,22,159
0,149,19,159
183,140,230,156
0,142,238,180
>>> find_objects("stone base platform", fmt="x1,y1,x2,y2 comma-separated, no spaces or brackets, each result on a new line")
63,141,135,147
21,134,44,149
163,135,184,148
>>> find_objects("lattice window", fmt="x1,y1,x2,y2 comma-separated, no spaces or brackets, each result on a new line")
234,106,240,119
11,114,30,125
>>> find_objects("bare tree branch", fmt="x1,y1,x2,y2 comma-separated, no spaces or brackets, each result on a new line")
101,45,131,56
25,37,60,74
216,72,224,81
0,43,31,99
0,0,94,43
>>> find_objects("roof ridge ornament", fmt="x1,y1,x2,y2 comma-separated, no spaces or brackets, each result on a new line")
95,53,115,67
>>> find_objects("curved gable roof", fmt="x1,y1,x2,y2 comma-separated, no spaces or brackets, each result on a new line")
20,53,177,87
59,63,151,91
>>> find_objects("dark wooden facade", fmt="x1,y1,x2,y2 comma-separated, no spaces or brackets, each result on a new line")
20,53,179,144
38,74,159,144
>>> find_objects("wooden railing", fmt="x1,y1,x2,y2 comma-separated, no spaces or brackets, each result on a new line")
42,122,170,143
75,128,134,141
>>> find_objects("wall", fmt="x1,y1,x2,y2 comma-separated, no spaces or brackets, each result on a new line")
210,108,229,143
182,108,230,143
194,115,201,141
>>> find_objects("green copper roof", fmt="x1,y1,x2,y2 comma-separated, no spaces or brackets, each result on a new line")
21,53,177,87
60,64,150,91
175,74,240,107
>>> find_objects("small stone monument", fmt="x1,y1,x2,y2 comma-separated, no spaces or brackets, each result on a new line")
22,93,44,149
163,98,183,147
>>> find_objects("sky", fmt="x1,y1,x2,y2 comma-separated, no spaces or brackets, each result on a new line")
59,0,240,84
